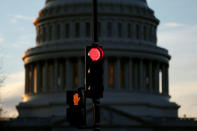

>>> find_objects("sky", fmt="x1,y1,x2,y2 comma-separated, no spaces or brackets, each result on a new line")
0,0,197,118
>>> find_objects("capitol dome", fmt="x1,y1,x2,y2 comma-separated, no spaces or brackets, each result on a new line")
17,0,179,120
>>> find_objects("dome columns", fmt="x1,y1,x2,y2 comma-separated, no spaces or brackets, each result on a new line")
43,61,48,92
24,57,169,96
139,59,145,91
24,65,29,94
148,61,153,92
103,58,109,90
36,63,42,93
128,59,133,91
154,62,160,93
115,58,121,89
78,58,84,87
65,59,71,90
30,65,34,94
162,64,169,95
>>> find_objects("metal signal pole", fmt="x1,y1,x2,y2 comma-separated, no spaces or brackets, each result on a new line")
93,0,98,43
92,0,100,131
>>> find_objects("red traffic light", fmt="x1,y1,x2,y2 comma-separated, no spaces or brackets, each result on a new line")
88,47,103,61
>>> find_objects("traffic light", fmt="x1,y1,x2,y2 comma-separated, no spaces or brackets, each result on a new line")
85,45,104,99
66,88,86,127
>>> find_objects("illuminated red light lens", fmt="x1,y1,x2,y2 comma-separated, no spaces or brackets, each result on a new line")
89,48,101,61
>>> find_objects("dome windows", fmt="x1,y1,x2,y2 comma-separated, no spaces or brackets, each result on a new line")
136,24,140,40
118,22,122,38
56,24,60,40
65,23,70,38
86,22,91,38
128,23,132,38
75,22,80,38
48,25,52,40
107,22,112,37
35,20,156,45
143,26,147,41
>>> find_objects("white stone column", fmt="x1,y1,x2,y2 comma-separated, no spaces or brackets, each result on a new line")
115,58,121,89
25,65,29,94
43,61,48,92
54,60,58,90
60,62,64,90
143,63,147,91
162,65,169,95
165,65,169,95
104,58,109,90
128,59,133,91
139,59,145,91
30,65,34,94
134,61,138,91
78,58,83,87
162,65,166,95
154,63,160,93
66,59,71,90
149,61,153,92
124,63,129,89
36,63,41,93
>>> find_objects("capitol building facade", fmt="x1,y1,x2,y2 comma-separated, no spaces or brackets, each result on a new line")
2,0,194,130
17,0,178,118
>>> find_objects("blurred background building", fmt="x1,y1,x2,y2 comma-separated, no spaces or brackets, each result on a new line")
1,0,197,130
17,0,179,118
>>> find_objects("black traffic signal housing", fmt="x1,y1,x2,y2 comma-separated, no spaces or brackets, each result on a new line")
66,88,86,127
85,45,104,99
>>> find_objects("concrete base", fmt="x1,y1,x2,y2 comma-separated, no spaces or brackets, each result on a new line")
17,91,179,118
